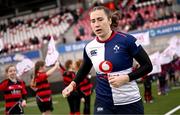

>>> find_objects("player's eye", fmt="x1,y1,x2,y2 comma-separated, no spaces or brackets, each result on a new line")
97,17,103,21
91,19,95,23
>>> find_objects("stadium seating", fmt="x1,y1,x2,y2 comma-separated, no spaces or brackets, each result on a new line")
0,11,74,55
73,0,179,40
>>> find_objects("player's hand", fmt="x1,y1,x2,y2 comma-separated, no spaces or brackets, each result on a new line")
81,98,85,103
62,81,76,98
31,87,38,91
108,74,129,88
55,61,59,67
62,85,73,97
21,100,27,107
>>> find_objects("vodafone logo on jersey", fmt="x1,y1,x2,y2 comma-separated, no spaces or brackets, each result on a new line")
99,61,113,73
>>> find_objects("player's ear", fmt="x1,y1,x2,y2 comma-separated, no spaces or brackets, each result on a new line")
109,18,112,25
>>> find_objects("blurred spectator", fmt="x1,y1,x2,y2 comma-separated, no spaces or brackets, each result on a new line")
165,0,173,6
172,0,180,19
29,36,40,45
75,36,81,42
171,55,180,86
168,63,175,87
79,25,85,37
134,13,145,27
62,36,67,44
93,0,103,7
70,10,79,23
158,63,170,95
142,74,153,103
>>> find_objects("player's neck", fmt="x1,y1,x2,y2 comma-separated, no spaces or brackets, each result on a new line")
9,77,17,83
99,30,112,41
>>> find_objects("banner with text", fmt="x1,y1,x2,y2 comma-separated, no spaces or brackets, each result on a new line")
0,50,40,64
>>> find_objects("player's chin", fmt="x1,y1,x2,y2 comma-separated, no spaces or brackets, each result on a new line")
94,31,102,36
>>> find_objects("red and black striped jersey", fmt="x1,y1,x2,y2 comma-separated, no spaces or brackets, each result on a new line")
35,72,51,102
79,77,92,96
59,64,76,86
0,79,27,113
63,71,76,86
59,64,92,95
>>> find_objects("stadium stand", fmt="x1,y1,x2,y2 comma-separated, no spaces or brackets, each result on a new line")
0,8,74,55
74,0,180,40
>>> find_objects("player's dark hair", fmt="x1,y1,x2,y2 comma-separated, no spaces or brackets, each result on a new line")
90,6,120,30
65,60,73,70
34,60,45,77
75,59,83,69
31,60,45,87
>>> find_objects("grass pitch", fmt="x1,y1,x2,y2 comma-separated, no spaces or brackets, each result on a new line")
0,82,180,114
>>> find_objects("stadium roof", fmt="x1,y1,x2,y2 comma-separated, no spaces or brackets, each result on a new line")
0,0,57,18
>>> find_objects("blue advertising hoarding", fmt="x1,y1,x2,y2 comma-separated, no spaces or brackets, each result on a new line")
57,23,180,54
0,50,40,64
57,41,89,53
149,23,180,37
129,23,180,38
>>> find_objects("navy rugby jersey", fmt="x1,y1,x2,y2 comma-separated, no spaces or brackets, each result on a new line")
84,31,142,106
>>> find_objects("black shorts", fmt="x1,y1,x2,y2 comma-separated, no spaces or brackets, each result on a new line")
94,99,144,114
8,101,24,115
36,97,53,113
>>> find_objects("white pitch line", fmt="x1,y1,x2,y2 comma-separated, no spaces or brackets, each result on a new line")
165,105,180,115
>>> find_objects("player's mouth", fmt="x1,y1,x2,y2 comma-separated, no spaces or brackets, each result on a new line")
95,29,102,34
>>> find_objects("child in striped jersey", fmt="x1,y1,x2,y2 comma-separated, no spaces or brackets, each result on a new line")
59,60,81,115
0,64,27,115
30,60,59,115
75,59,93,115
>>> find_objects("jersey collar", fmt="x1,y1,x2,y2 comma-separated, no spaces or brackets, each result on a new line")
96,31,116,43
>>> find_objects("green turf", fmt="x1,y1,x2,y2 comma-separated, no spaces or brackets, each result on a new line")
139,83,180,114
0,82,180,114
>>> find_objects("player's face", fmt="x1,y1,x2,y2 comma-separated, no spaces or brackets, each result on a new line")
7,66,17,79
90,9,112,40
69,63,75,71
40,65,46,72
73,63,78,71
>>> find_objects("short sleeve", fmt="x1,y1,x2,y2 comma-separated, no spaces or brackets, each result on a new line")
0,79,8,91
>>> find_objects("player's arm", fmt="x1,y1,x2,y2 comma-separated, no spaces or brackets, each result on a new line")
0,80,8,91
21,80,27,107
46,61,59,76
62,49,92,97
59,62,66,74
128,47,153,81
73,49,93,85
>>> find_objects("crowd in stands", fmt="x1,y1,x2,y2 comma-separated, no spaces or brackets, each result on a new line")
0,8,74,55
0,0,180,54
74,0,180,40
